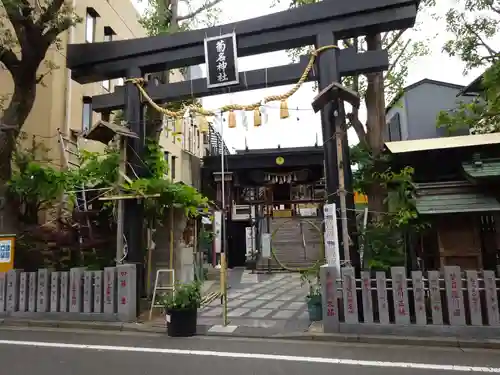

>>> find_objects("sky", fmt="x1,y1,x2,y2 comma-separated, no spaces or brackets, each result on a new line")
132,0,486,152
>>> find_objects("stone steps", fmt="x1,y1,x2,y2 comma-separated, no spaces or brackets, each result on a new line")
258,217,324,270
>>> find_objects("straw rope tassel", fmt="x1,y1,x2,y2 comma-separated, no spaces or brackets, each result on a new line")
280,99,289,119
124,45,338,122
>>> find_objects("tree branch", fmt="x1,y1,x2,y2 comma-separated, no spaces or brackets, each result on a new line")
384,39,411,80
177,0,224,21
38,0,65,27
347,112,366,144
3,0,34,49
0,47,20,73
385,29,407,51
462,15,498,58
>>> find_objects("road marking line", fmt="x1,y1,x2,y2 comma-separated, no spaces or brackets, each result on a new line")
0,339,498,372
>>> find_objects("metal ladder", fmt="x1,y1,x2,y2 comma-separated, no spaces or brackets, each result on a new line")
149,269,175,320
58,130,92,241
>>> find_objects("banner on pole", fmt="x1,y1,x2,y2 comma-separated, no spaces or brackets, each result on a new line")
323,203,340,273
213,211,222,254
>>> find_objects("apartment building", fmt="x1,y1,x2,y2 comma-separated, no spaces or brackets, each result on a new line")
157,65,207,188
385,79,472,142
0,0,144,161
0,0,205,186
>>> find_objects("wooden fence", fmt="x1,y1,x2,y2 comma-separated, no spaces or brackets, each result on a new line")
320,265,500,337
0,264,137,322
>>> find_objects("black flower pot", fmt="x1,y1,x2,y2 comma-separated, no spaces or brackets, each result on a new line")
166,308,198,337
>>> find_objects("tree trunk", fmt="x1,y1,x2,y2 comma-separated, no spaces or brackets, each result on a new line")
0,77,37,233
364,33,387,220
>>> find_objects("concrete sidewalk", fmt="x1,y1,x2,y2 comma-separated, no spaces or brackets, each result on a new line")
2,317,500,350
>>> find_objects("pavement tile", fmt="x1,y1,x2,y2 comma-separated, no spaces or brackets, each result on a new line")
241,300,265,309
262,300,286,309
227,299,245,308
277,294,296,301
285,302,306,310
239,293,259,300
255,294,274,300
247,309,274,318
228,308,251,317
272,310,297,319
201,307,223,317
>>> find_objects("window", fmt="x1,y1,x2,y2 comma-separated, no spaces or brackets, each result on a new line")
164,151,170,177
82,97,93,132
85,8,98,43
388,113,402,141
171,156,177,180
103,27,114,42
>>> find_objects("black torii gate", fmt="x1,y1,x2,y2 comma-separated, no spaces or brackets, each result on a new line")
66,0,418,294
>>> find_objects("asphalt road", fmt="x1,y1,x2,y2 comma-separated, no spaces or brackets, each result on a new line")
1,327,500,374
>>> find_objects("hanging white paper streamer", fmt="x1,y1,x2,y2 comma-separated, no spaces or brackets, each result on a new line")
240,110,248,131
214,110,223,132
259,100,268,125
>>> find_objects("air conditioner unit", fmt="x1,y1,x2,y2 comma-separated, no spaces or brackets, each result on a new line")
232,204,255,221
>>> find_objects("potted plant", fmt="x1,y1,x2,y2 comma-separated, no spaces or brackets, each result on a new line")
162,281,202,337
300,269,323,322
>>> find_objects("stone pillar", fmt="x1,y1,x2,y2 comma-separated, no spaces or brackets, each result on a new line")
117,264,137,322
69,268,85,313
18,272,28,312
83,271,94,313
6,269,20,312
444,266,465,325
104,267,117,314
36,268,50,312
320,264,339,333
391,267,410,325
50,272,60,312
93,270,103,313
59,272,69,313
27,272,37,312
0,272,6,312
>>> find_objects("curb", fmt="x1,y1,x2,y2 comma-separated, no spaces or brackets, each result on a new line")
2,318,500,350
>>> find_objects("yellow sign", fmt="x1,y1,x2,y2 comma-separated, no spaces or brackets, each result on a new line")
276,156,285,165
0,235,15,273
354,192,368,204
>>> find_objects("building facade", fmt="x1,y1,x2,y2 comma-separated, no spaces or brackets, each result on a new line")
0,0,205,186
385,79,472,142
